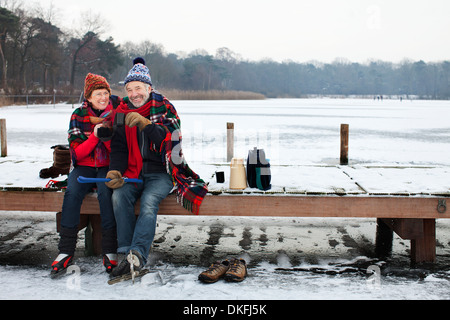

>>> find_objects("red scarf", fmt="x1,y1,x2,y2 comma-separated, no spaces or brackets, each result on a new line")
114,95,208,214
115,102,153,179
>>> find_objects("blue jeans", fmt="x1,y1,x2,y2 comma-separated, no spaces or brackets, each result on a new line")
111,172,173,262
61,166,115,231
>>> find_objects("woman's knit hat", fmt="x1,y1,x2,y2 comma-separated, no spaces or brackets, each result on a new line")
124,57,153,86
84,73,111,99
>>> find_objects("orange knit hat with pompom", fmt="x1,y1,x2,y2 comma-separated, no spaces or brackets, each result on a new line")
84,73,111,99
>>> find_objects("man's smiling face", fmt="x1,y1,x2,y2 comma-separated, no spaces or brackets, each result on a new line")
126,81,151,108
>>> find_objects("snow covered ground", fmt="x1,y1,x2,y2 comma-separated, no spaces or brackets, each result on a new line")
1,211,450,300
0,98,450,301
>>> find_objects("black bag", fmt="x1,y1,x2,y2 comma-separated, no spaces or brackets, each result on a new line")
246,147,271,191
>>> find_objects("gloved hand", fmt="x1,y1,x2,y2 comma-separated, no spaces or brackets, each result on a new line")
125,112,151,131
105,170,125,189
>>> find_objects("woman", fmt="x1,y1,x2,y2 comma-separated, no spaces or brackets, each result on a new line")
50,73,120,277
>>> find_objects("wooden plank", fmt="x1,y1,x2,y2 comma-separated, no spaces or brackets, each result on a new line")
0,191,448,219
198,195,450,218
0,190,65,212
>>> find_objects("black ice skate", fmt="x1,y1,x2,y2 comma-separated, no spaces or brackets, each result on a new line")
108,250,148,285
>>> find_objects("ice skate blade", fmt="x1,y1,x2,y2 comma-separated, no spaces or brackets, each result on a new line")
108,269,150,285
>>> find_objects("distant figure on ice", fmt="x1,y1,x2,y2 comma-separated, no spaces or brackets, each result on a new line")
105,57,207,280
51,74,120,277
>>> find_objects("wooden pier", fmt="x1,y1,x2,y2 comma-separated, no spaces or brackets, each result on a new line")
0,185,448,264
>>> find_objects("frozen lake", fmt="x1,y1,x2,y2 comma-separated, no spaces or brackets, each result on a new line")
175,98,450,167
0,98,449,302
2,98,450,189
2,97,450,168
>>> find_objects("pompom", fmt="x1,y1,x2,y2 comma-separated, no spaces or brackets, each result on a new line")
133,57,146,65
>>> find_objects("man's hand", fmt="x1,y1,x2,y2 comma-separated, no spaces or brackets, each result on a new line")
105,170,125,189
125,112,151,131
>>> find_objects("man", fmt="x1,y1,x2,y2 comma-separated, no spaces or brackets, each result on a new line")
106,58,207,278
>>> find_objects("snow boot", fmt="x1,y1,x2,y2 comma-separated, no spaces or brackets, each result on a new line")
224,258,248,282
198,260,231,283
39,145,71,178
110,250,143,278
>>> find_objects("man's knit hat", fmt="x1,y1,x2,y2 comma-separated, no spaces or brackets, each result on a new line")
124,57,153,86
84,73,111,99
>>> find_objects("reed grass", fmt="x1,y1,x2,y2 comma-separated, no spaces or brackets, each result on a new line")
0,96,14,107
112,88,265,100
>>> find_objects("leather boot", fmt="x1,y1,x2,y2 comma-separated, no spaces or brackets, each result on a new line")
40,145,71,178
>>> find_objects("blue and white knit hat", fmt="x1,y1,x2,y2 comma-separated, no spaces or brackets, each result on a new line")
124,57,152,86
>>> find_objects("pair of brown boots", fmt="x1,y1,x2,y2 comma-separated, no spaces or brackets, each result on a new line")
198,258,247,283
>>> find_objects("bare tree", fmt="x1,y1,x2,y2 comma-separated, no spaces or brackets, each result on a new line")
0,6,18,92
66,11,112,93
72,10,108,39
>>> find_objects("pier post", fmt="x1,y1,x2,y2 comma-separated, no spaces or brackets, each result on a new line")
411,219,436,264
227,122,234,162
340,124,349,165
0,119,6,157
375,218,393,258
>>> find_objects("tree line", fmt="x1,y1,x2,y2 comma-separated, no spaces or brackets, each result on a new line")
1,5,449,99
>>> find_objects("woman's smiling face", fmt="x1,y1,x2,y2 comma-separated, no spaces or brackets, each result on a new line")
88,89,110,110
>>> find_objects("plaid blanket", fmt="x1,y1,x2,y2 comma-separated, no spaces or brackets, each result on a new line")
116,91,208,214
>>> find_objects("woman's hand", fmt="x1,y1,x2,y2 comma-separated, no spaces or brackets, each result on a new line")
93,123,104,138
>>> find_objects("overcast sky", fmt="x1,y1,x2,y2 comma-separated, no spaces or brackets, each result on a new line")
27,0,450,63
